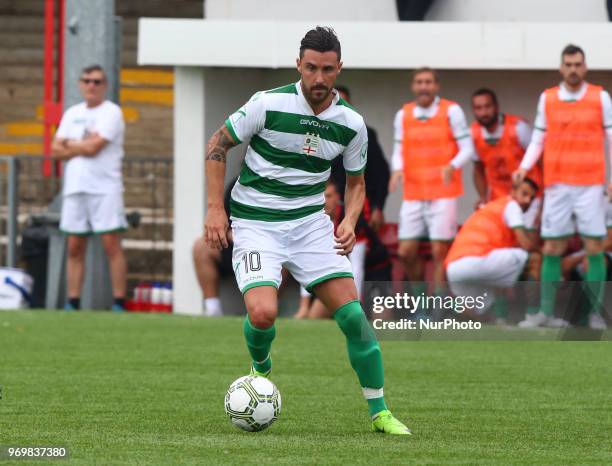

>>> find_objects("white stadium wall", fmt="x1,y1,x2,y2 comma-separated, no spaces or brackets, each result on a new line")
204,0,609,22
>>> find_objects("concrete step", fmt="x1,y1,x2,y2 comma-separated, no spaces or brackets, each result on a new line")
1,47,46,65
120,87,173,106
0,83,43,101
124,248,172,278
0,126,42,141
120,68,173,87
123,142,173,157
0,65,44,84
125,123,174,140
0,101,40,124
0,142,42,156
0,15,47,32
126,104,172,121
0,31,43,48
123,186,173,208
123,222,173,242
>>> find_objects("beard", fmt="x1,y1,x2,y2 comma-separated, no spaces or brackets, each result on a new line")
306,85,330,104
477,114,497,128
416,92,434,106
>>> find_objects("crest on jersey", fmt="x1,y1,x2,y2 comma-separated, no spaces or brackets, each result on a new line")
302,132,319,156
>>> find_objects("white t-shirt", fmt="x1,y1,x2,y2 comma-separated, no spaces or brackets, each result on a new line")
391,96,474,171
503,200,525,229
56,100,125,195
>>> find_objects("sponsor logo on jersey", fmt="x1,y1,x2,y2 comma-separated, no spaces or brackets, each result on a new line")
230,108,246,125
299,119,330,131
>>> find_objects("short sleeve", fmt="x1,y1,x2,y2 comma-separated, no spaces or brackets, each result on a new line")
55,107,73,139
225,92,266,144
342,122,368,175
503,200,525,229
96,104,124,142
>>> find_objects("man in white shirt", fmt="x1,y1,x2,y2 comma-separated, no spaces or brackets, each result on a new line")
51,65,127,312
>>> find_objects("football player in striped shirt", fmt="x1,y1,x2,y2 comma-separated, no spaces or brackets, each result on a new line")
203,27,410,435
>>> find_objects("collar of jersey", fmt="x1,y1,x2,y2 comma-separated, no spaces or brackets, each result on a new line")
296,80,340,117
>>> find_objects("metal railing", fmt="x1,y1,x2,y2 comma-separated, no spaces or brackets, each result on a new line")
0,155,174,283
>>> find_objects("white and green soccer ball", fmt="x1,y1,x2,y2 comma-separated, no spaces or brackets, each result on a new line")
224,375,281,432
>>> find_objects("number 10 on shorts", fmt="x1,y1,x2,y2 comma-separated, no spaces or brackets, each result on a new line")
234,251,264,288
241,252,261,273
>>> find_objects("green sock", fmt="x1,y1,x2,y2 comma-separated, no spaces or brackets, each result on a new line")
493,295,508,319
334,300,387,417
525,275,540,315
243,317,275,374
541,255,561,316
585,253,606,315
411,282,427,297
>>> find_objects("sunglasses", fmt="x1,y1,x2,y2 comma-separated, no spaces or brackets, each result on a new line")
80,78,104,85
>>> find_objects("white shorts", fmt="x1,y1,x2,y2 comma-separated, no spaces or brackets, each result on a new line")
524,197,542,231
446,248,528,312
541,184,606,239
606,196,612,228
231,212,353,294
348,240,367,299
398,198,457,241
60,192,127,235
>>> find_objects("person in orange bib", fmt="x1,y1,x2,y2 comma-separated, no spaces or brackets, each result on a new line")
446,178,539,313
514,44,612,330
389,67,474,299
470,88,543,232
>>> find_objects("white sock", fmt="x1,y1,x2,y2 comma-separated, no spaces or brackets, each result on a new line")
204,297,223,315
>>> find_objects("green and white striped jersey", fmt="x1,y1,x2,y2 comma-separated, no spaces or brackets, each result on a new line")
224,81,368,222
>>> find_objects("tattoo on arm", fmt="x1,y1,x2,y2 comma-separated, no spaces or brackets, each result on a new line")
205,127,237,163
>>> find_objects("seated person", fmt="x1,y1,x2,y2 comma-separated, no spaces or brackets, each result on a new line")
445,178,540,318
193,178,236,316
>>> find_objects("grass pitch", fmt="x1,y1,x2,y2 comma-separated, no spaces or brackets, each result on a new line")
1,311,611,465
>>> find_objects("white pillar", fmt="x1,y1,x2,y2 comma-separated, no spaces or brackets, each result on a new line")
173,66,205,315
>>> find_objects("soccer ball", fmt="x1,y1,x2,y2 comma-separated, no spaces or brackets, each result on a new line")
224,375,281,432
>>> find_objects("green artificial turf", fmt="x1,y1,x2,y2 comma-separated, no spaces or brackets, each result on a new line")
1,311,611,465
